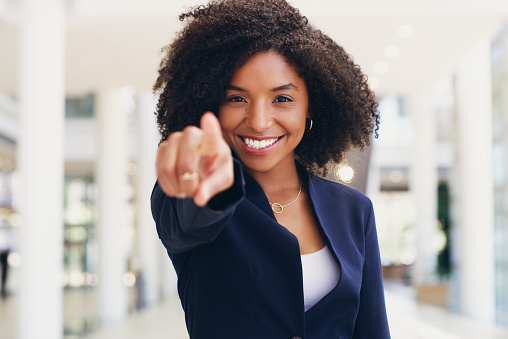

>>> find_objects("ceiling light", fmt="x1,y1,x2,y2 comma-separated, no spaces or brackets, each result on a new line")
397,25,414,38
384,45,400,58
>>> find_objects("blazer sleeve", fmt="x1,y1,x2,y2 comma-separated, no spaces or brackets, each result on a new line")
151,159,245,254
352,201,391,338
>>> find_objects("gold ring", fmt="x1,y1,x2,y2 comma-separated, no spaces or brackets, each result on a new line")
179,171,199,181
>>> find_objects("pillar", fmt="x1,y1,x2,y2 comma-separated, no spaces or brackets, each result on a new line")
365,147,381,202
408,93,438,286
96,88,129,323
454,38,495,322
17,0,65,338
135,92,160,306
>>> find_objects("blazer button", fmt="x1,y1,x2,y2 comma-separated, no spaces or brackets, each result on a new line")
290,337,302,339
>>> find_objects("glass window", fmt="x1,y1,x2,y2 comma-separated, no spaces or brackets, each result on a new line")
65,94,94,118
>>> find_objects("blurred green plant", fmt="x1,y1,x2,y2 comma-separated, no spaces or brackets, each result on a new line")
436,182,451,279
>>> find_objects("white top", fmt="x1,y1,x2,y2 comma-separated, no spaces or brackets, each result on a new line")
301,245,341,312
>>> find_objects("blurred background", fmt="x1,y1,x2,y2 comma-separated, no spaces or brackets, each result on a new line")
1,0,508,338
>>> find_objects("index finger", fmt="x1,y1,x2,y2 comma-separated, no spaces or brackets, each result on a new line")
198,112,223,153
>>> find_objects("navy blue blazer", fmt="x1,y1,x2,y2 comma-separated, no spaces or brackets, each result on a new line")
152,161,390,339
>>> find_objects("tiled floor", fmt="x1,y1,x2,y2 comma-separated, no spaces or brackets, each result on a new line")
80,297,188,339
385,290,508,339
2,284,508,339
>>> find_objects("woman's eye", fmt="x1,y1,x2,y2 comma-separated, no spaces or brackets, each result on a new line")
274,96,292,103
227,96,246,103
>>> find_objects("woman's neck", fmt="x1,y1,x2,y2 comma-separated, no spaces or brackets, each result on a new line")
245,160,301,195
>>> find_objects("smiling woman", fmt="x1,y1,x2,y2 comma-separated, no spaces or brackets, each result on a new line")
151,0,390,338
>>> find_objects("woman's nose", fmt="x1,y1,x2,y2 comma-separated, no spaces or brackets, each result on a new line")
245,102,272,132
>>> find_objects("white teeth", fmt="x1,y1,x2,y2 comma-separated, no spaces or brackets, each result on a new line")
243,137,278,150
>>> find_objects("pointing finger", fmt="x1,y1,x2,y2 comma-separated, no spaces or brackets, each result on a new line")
199,112,223,153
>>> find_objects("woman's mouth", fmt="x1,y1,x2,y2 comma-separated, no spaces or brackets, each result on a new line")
237,135,283,155
242,136,280,150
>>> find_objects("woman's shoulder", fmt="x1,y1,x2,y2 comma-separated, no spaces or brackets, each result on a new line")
309,175,372,208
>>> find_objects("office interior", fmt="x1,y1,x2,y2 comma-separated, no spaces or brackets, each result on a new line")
1,0,508,338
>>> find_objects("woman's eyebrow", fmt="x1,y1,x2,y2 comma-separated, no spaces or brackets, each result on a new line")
226,83,298,92
226,85,246,92
271,83,297,92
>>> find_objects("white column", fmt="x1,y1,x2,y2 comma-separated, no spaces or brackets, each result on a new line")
454,38,495,322
17,0,65,338
96,88,129,323
408,93,438,285
365,146,381,202
135,92,160,306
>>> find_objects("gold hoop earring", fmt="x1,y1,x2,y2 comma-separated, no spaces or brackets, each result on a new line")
306,118,313,132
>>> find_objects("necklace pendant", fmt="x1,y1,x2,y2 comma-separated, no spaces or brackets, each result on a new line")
269,182,302,214
271,203,283,214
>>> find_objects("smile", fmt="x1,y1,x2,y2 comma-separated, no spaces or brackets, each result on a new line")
242,137,280,150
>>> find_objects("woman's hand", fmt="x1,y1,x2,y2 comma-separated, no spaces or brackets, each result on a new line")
156,112,234,207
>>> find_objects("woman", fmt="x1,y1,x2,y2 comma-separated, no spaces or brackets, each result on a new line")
151,0,390,338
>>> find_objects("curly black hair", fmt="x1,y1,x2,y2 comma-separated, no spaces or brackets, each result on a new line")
153,0,379,175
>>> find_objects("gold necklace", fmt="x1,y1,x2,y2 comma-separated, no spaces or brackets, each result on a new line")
270,183,302,214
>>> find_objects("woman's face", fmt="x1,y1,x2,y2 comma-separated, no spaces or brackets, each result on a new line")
218,51,309,176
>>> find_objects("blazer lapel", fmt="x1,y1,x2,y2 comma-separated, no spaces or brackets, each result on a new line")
307,176,362,286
